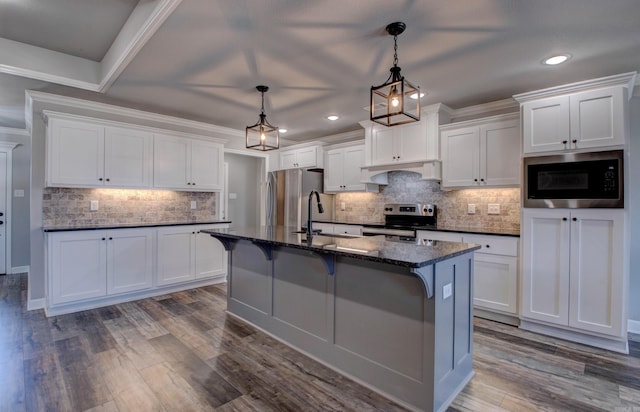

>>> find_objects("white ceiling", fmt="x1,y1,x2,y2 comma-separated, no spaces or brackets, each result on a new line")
1,0,639,143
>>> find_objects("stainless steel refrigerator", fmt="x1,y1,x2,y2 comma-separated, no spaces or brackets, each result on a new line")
266,169,334,229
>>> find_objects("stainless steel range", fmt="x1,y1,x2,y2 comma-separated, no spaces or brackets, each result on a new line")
362,203,436,242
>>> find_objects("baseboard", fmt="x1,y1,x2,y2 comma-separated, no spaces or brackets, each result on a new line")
11,265,29,274
28,298,45,311
628,319,640,334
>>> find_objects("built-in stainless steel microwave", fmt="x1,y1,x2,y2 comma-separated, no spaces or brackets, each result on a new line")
523,150,623,208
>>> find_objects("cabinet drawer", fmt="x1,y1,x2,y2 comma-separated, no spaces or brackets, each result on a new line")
462,234,518,256
333,224,362,235
417,230,464,243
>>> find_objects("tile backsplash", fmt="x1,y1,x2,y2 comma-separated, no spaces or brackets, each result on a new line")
43,188,218,227
334,171,520,231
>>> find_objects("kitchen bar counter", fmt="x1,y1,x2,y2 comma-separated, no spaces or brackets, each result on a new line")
43,220,231,232
203,226,478,411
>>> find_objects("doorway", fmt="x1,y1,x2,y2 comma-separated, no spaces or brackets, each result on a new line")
223,153,263,228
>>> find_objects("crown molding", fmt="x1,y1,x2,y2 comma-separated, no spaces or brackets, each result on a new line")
0,0,182,94
449,98,518,119
514,72,637,103
26,90,243,140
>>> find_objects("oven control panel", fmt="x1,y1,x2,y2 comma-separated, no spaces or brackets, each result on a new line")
383,203,436,217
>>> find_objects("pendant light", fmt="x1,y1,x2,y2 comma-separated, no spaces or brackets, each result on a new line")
370,22,421,126
246,85,279,151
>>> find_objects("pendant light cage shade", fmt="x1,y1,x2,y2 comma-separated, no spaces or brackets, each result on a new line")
246,85,280,151
370,76,420,126
370,22,421,127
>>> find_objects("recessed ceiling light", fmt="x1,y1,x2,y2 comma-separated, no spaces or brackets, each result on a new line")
327,115,339,121
543,54,571,65
279,128,288,133
410,92,425,100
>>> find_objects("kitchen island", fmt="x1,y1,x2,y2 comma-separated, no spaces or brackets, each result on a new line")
202,226,480,412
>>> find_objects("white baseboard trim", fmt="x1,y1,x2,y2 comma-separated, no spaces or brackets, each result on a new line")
628,319,640,334
11,265,29,274
28,298,45,311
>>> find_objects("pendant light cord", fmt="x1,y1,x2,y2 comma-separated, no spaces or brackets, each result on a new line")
393,35,399,67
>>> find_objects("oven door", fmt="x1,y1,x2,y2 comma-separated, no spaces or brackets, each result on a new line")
524,150,623,208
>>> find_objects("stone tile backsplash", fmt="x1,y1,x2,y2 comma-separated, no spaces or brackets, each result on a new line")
334,171,520,231
43,188,218,227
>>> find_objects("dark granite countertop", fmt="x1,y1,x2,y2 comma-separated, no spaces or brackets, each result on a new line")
201,226,480,269
43,220,231,232
313,220,520,237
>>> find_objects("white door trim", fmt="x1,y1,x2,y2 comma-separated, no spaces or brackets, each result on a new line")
0,141,19,275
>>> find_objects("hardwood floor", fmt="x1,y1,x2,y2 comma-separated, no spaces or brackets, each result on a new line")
2,273,639,411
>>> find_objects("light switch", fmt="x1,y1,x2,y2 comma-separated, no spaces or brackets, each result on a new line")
467,204,476,214
443,283,452,299
90,200,99,211
488,204,500,215
191,201,197,210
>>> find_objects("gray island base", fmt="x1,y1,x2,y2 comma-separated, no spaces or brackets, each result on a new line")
202,226,480,412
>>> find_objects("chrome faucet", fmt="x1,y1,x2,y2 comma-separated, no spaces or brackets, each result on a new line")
307,190,324,235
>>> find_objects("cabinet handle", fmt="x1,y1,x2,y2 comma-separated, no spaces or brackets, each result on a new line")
98,178,103,181
106,178,110,182
485,244,490,248
474,178,478,182
562,140,568,144
192,231,196,234
562,217,568,221
572,217,577,221
109,237,113,240
192,182,195,186
572,139,577,144
101,237,106,240
480,178,485,182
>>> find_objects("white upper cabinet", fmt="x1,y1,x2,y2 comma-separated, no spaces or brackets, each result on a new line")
153,134,224,191
370,120,431,165
440,114,520,188
515,73,635,154
279,145,323,169
324,144,378,192
46,114,153,188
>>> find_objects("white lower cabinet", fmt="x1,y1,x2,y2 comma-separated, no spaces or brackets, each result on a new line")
47,224,228,314
417,230,519,319
157,224,228,286
521,209,626,338
312,222,362,235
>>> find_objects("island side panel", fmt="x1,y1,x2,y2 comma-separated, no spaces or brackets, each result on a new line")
227,239,272,318
433,253,474,412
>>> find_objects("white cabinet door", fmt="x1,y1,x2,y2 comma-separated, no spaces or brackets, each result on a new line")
570,87,626,150
49,231,107,305
481,119,520,186
441,126,479,187
568,210,625,336
370,128,395,165
194,226,228,279
157,227,195,286
295,147,318,168
397,121,427,163
104,126,153,188
279,151,297,169
106,229,154,295
324,149,343,192
521,209,571,326
154,134,190,189
191,140,223,190
48,118,105,187
472,253,518,315
522,96,570,154
342,146,366,190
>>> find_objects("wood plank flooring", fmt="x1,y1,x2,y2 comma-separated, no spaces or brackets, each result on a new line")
2,272,640,411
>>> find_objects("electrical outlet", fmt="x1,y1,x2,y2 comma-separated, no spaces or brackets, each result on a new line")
488,203,501,215
467,204,476,214
90,200,99,211
340,202,346,211
443,283,453,299
190,201,197,210
14,189,24,197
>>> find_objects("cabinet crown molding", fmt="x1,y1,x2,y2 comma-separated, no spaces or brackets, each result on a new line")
439,112,519,131
513,72,637,103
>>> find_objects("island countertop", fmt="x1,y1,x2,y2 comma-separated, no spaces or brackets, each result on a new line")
201,226,480,268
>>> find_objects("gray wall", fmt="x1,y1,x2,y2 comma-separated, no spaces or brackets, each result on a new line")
225,153,260,228
0,129,30,269
629,97,640,322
